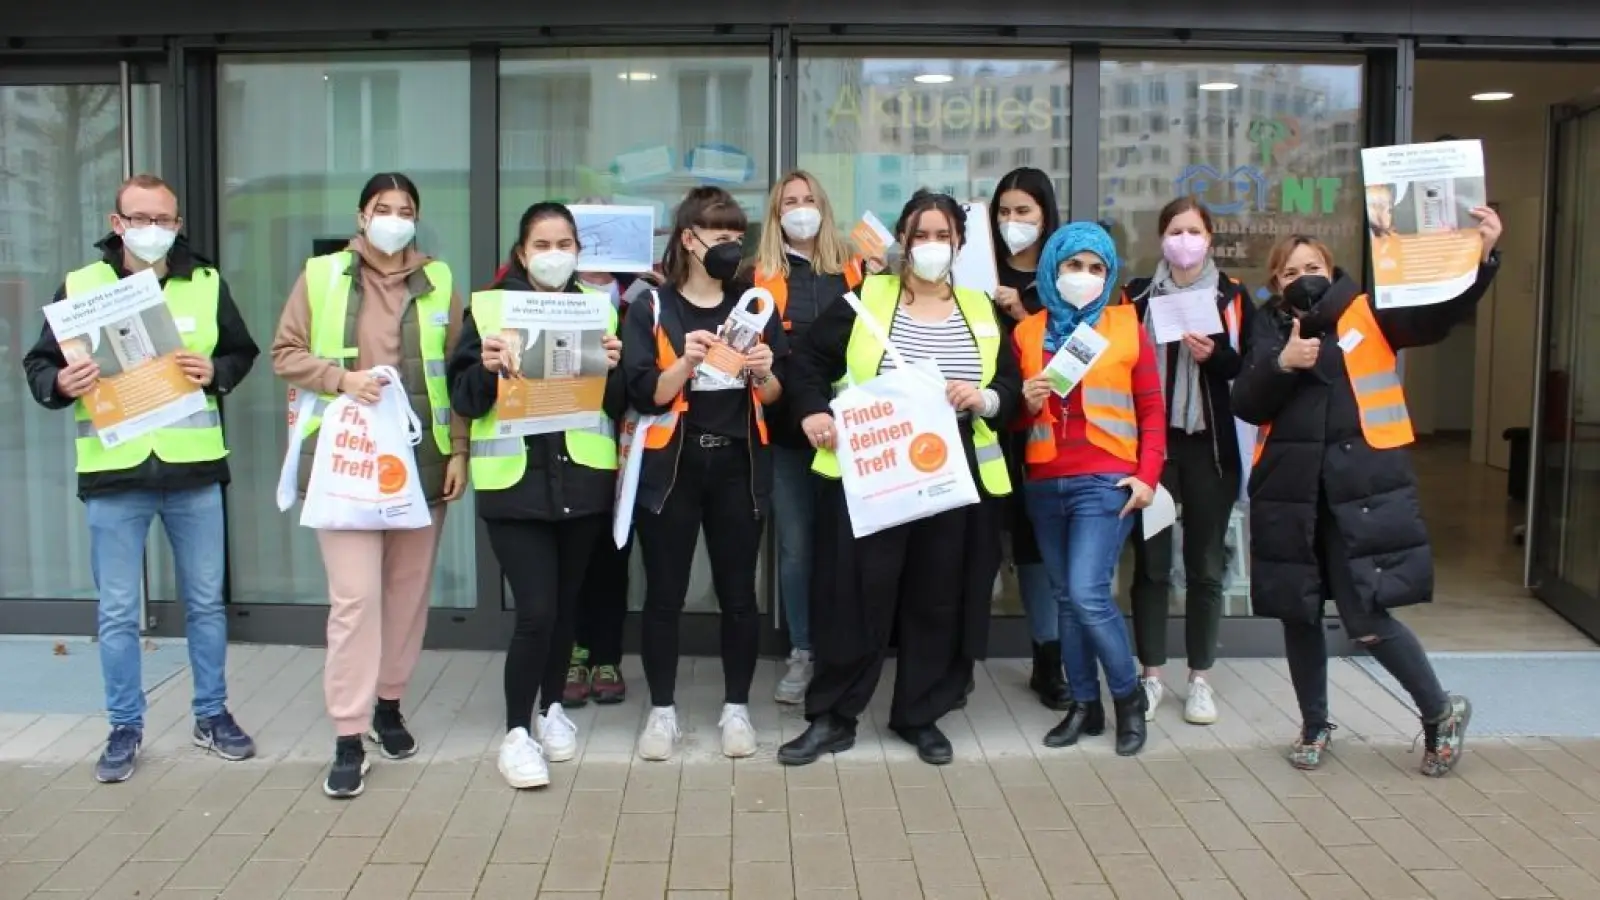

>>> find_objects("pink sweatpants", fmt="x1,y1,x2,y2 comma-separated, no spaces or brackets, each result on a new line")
318,505,446,736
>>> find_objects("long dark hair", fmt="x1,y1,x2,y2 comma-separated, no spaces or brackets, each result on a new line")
988,167,1060,259
662,186,748,288
893,189,966,282
358,172,420,213
489,202,580,288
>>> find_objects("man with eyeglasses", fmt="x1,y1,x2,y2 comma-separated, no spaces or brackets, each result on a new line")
21,173,260,783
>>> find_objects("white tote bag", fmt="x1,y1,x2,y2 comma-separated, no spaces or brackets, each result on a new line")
274,364,431,530
611,291,662,548
830,292,980,538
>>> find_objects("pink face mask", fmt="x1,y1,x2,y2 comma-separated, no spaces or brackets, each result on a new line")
1161,232,1209,270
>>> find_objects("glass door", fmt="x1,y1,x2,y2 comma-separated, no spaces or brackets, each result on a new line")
1529,98,1600,641
0,63,164,625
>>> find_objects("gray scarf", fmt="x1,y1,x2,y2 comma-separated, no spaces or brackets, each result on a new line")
1142,257,1219,434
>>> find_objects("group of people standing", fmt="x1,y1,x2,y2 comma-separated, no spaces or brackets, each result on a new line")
23,163,1501,797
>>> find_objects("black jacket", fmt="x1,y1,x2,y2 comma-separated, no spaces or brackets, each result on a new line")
789,284,1024,500
22,234,260,499
620,282,789,517
1124,271,1255,476
1231,256,1499,622
446,267,626,522
766,252,851,450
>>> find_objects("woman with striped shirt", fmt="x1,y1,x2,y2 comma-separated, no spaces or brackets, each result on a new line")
778,191,1021,767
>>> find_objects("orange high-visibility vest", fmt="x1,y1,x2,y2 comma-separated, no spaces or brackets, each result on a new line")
1251,293,1413,466
754,257,866,331
1015,304,1141,465
643,306,770,451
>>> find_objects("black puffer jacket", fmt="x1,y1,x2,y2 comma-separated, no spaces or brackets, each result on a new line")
446,265,626,522
1230,257,1498,623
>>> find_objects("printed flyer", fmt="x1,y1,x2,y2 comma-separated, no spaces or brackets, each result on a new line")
494,290,611,437
1361,139,1488,309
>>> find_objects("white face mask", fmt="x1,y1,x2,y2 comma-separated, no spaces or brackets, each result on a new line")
527,250,578,290
1056,271,1106,310
909,242,954,282
1000,220,1040,256
364,215,416,255
121,225,177,264
780,207,823,242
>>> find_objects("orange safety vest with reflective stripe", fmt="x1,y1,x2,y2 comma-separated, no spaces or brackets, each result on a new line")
1251,293,1413,466
753,257,866,331
1014,305,1141,465
641,300,770,451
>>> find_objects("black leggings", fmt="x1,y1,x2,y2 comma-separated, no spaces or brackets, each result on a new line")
488,514,606,732
635,439,763,707
1282,496,1449,731
576,531,632,668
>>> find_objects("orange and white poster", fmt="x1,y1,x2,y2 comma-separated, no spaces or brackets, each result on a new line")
42,268,206,448
1361,140,1487,309
494,291,611,438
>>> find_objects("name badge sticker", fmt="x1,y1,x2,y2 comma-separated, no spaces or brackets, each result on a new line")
1338,329,1364,354
174,316,197,334
971,321,1001,339
430,311,449,327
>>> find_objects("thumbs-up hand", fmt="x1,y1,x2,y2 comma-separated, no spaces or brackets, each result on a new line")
1277,317,1321,371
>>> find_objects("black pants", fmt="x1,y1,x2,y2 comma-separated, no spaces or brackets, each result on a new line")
488,514,606,732
635,438,763,707
1282,494,1449,730
806,503,975,730
576,530,631,668
1130,430,1238,671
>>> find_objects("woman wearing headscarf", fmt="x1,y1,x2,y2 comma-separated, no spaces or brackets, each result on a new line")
1013,222,1165,757
1232,215,1500,775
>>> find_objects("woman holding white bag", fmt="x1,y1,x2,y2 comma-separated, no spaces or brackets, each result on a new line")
271,172,468,799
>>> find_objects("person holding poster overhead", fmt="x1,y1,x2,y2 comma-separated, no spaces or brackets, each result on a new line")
1231,221,1500,777
447,202,624,789
22,173,261,784
1120,196,1256,728
272,173,469,798
621,186,788,762
779,190,1021,768
1014,222,1165,757
987,167,1069,711
749,170,868,706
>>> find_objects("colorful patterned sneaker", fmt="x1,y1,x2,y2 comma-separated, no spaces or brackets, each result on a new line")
590,665,627,704
1420,695,1472,778
1289,723,1336,770
563,662,592,708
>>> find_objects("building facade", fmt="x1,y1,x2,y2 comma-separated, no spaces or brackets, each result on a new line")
4,0,1600,652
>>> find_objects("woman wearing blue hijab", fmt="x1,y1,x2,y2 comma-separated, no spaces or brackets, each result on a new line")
1012,222,1167,756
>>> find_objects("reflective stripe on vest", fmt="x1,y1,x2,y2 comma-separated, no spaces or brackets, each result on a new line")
300,251,453,453
1250,293,1414,467
756,256,866,332
644,292,768,451
466,285,619,491
67,261,227,473
810,274,1011,497
1014,304,1140,465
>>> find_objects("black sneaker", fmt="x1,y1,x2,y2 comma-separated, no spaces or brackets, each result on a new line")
324,736,369,798
367,699,417,760
193,710,257,761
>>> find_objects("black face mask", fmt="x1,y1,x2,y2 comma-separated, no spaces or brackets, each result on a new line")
1283,274,1330,312
696,236,743,282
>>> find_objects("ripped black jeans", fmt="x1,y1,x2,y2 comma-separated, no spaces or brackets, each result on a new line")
1281,495,1450,732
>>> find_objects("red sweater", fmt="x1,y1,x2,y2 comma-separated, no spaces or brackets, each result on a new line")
1018,325,1166,488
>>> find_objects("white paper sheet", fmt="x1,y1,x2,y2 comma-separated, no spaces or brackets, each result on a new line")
1146,288,1224,344
951,201,999,296
1142,484,1176,539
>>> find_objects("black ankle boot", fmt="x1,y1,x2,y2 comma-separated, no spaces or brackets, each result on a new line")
1029,642,1073,711
1113,689,1149,757
777,714,856,766
1043,700,1105,748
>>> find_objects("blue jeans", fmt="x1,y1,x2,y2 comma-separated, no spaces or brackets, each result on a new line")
1023,475,1139,703
1016,563,1057,644
86,485,229,729
771,445,817,652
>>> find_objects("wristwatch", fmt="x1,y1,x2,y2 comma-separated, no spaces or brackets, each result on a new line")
751,372,772,387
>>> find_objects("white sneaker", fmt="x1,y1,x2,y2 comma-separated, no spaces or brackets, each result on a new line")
537,703,578,762
719,703,758,758
1185,678,1219,725
497,728,549,789
637,707,680,762
775,649,813,705
1142,676,1164,722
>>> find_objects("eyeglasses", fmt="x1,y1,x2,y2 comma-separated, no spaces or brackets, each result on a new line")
118,213,180,229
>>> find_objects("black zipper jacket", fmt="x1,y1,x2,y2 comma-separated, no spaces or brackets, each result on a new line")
446,265,627,522
21,234,259,499
768,252,850,450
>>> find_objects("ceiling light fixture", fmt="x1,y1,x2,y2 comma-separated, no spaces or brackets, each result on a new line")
913,73,954,84
1198,81,1239,92
1471,91,1514,101
618,71,658,81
